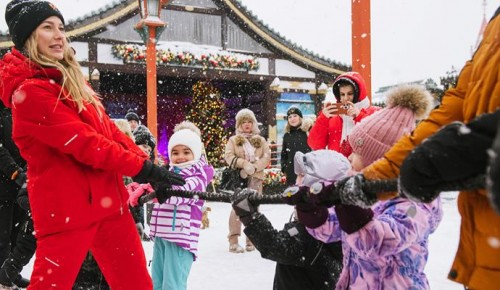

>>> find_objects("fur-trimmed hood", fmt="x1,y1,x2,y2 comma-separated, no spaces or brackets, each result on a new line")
235,108,260,134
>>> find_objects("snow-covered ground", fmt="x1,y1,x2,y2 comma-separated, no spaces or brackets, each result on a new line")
21,191,462,289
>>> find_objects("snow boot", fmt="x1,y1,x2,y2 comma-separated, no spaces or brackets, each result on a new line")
0,258,22,289
13,275,29,289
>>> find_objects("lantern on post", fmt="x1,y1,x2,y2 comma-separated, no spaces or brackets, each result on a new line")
134,0,168,140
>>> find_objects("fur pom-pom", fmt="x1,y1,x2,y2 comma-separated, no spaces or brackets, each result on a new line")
174,121,201,136
250,136,262,148
385,84,434,120
235,136,246,146
235,135,262,148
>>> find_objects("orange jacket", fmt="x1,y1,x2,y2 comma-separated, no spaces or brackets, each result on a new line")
363,8,500,289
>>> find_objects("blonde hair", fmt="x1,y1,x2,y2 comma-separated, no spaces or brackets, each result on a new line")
24,32,101,113
113,119,135,141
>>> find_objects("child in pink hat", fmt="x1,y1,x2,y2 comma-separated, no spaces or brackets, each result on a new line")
295,84,443,289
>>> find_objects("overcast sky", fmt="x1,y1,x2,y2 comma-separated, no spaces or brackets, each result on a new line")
1,0,499,91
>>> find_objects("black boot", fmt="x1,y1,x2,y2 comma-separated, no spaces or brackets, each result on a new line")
13,275,29,288
0,258,21,288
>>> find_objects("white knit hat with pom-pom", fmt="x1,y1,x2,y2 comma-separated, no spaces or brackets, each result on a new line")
168,121,203,166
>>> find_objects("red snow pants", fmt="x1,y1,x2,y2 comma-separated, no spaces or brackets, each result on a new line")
28,210,152,289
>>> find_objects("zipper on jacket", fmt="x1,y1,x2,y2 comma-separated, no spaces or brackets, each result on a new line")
310,243,323,266
172,205,177,231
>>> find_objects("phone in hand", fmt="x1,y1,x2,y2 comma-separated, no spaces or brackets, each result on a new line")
326,102,350,115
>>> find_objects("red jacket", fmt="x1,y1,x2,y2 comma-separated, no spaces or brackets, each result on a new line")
308,72,379,157
0,49,148,237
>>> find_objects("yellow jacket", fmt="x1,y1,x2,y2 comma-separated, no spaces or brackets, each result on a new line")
363,8,500,289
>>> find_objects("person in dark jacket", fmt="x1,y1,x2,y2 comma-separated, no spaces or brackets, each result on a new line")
0,101,32,289
281,106,312,186
232,149,349,290
0,183,36,289
242,211,342,290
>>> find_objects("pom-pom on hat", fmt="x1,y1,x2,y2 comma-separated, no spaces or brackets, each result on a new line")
287,106,303,118
348,84,433,166
5,0,65,50
294,149,351,187
235,108,260,134
168,121,203,165
125,109,140,123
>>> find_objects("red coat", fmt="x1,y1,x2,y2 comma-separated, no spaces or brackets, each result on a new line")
308,72,379,157
0,49,148,238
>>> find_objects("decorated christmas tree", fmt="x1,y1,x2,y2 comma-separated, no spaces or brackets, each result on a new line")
187,81,228,167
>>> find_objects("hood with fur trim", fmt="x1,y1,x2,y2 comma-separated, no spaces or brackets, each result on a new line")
235,108,260,134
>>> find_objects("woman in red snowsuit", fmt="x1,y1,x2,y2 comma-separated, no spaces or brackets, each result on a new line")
0,1,184,289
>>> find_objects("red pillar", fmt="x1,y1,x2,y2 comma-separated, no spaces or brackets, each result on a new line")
146,27,158,140
352,0,372,102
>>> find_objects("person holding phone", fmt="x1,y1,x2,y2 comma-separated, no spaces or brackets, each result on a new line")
308,72,379,157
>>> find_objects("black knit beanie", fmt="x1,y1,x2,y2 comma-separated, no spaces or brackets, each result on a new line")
287,106,303,118
133,126,156,152
125,109,140,123
5,0,65,50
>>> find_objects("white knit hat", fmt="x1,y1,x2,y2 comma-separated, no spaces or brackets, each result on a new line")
168,121,203,166
294,149,351,187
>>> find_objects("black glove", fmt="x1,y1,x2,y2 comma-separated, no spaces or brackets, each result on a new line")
152,182,174,204
13,168,26,187
133,160,185,187
400,115,498,203
335,204,374,234
231,188,259,225
17,182,30,211
335,174,377,208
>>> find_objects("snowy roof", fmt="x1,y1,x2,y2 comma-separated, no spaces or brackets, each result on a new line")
0,0,349,75
222,0,349,73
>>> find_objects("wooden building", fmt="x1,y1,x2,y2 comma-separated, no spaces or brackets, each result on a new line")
0,0,349,157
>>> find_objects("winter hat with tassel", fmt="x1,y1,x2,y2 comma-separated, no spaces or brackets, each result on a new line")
348,84,433,166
